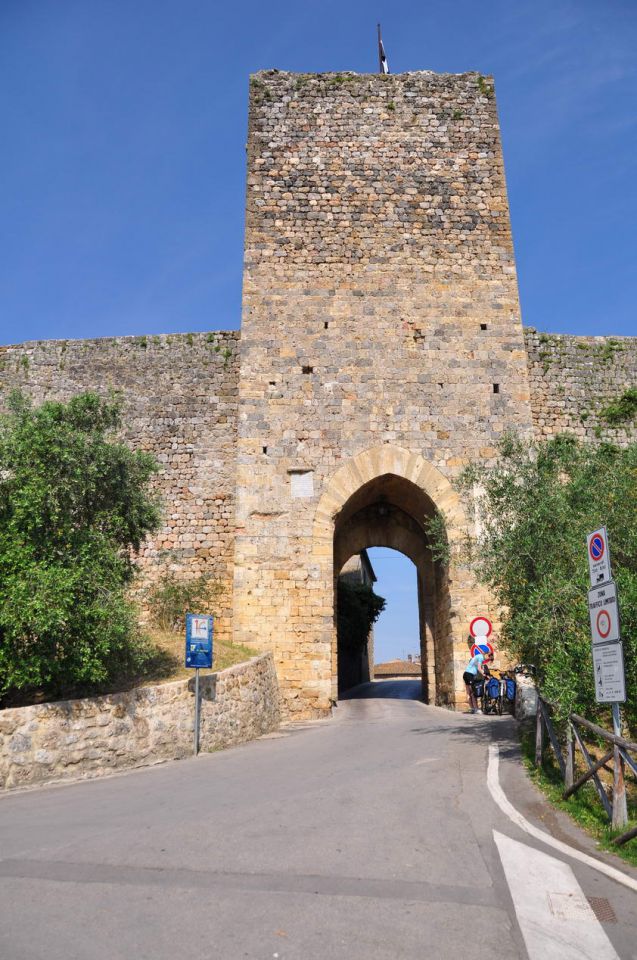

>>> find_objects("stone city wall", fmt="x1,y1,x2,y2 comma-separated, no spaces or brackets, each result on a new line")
0,331,240,640
525,329,637,444
0,653,280,790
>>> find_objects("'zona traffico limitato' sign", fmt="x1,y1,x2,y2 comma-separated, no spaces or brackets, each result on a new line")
587,581,620,646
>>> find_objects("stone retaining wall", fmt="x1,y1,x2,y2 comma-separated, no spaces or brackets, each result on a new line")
0,654,280,790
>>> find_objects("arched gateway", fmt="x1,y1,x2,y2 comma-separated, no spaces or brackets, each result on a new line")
314,446,488,708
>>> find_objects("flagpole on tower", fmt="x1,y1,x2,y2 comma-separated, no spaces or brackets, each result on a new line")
377,24,389,75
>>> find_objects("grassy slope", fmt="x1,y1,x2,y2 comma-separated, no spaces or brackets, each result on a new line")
144,628,259,684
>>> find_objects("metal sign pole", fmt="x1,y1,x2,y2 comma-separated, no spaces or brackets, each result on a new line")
585,528,627,827
612,701,621,737
194,667,201,756
185,613,213,757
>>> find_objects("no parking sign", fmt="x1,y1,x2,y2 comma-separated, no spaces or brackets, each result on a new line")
587,527,612,587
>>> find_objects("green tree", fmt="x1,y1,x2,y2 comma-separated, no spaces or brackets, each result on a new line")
430,435,637,729
0,392,160,702
337,581,386,656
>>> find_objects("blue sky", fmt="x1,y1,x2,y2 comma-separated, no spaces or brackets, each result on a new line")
367,549,420,664
1,0,635,344
1,1,635,661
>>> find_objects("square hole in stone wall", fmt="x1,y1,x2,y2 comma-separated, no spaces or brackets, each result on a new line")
302,365,314,375
480,323,488,331
493,383,500,394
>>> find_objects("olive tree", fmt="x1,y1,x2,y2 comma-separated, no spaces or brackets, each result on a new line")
429,435,637,728
0,392,160,702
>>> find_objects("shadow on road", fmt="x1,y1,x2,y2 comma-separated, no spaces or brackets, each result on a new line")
339,679,423,701
409,716,521,761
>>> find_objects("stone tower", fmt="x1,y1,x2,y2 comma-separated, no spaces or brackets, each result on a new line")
233,70,534,717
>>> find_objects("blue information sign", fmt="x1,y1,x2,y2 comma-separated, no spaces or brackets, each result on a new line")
185,614,213,669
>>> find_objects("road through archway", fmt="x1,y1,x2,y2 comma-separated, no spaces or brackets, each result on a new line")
333,474,448,705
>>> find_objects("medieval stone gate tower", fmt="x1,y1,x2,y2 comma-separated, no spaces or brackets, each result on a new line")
233,70,534,716
2,68,635,721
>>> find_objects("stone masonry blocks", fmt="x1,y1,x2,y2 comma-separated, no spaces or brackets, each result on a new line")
0,654,280,790
233,70,535,716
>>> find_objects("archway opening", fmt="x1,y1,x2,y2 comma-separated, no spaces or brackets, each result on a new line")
367,548,420,672
333,473,451,704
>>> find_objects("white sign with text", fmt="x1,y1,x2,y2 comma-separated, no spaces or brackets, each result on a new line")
592,642,626,704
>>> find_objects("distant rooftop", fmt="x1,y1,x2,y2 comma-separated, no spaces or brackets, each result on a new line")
374,659,421,677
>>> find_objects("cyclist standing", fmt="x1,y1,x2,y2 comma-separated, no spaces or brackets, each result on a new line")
463,639,493,714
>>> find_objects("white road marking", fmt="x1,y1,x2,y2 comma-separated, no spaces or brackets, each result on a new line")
487,743,637,893
494,831,619,959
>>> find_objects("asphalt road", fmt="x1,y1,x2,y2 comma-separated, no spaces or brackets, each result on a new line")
1,679,636,959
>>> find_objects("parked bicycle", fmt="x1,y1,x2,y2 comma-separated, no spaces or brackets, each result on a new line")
480,671,518,715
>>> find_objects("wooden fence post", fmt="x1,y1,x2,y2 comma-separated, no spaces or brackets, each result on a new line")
613,824,637,847
535,702,544,767
565,720,574,790
571,719,613,820
611,703,628,830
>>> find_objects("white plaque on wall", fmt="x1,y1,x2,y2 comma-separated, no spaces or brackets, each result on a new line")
290,470,314,499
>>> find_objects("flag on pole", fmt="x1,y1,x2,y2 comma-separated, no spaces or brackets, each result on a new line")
377,24,389,74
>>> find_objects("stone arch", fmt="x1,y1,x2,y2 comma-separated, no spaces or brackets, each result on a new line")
312,446,468,551
312,446,482,708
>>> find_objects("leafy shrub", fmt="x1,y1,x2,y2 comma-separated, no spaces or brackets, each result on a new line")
147,574,222,632
0,392,160,703
600,388,637,426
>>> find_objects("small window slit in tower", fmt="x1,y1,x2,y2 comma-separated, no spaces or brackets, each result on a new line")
262,446,268,455
302,365,314,375
324,322,329,329
480,323,488,331
438,382,444,389
493,383,500,394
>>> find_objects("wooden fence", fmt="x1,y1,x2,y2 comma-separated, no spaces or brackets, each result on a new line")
535,695,636,845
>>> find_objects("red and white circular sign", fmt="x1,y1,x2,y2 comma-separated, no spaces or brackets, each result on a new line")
469,616,493,639
596,610,611,640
